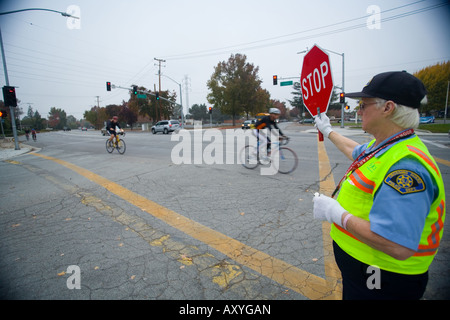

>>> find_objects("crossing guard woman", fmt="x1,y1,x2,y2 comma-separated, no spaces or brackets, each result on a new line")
313,71,445,299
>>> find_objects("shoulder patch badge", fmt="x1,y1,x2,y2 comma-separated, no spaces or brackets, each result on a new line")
384,169,426,195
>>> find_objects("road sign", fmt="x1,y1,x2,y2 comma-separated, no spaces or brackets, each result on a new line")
280,81,293,86
300,45,333,141
300,45,333,117
137,94,147,99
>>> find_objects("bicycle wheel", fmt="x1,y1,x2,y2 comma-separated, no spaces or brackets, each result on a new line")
240,145,259,169
106,139,114,153
116,139,126,154
275,147,298,174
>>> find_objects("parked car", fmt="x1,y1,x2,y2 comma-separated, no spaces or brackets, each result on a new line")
241,119,255,129
419,116,435,124
63,127,71,131
299,118,314,124
151,120,180,134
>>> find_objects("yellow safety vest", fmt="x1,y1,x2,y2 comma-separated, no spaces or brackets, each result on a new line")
331,135,446,275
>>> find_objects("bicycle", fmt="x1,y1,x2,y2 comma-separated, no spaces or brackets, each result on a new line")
106,131,126,154
240,136,298,174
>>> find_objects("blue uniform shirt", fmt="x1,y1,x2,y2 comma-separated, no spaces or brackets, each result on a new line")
352,133,438,251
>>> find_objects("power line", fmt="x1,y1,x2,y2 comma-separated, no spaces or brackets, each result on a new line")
162,1,447,61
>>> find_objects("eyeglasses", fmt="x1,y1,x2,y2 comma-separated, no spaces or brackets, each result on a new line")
359,101,380,111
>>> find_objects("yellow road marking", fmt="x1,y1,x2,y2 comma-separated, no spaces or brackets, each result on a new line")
317,141,343,292
435,156,450,167
31,152,340,299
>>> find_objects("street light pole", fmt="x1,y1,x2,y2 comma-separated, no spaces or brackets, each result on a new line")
0,25,20,149
161,74,184,128
0,8,79,150
322,48,345,128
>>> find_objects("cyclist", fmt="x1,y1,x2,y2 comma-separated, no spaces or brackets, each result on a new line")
24,128,30,140
252,108,286,155
31,128,37,141
106,116,123,146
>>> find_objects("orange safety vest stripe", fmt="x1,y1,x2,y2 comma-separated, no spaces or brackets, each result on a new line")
349,169,376,194
407,145,440,177
415,200,445,256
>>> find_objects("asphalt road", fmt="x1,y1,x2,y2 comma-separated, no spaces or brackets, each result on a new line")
0,123,449,303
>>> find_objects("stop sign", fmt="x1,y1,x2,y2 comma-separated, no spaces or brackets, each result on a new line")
300,45,333,117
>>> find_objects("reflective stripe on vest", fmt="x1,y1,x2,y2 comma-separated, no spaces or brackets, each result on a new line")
407,145,440,177
349,169,376,194
416,200,445,256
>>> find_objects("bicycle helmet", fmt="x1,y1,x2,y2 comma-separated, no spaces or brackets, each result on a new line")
269,108,281,114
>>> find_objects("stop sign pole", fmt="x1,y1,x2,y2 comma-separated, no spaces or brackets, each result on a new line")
300,45,334,141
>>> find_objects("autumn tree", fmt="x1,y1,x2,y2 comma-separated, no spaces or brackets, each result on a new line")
84,106,107,129
48,107,67,130
414,61,450,115
105,104,121,119
119,101,137,129
207,54,270,125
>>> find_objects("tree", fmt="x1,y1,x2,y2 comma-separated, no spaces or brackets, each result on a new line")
207,53,269,125
66,115,78,129
414,61,450,115
48,107,67,130
105,104,121,119
189,104,208,121
119,102,137,129
129,85,177,122
33,110,44,130
83,106,107,129
287,82,305,118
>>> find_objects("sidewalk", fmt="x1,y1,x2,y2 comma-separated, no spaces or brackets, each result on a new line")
0,138,35,160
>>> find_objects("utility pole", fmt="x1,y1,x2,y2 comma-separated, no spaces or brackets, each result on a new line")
154,58,165,120
184,75,190,115
154,84,158,121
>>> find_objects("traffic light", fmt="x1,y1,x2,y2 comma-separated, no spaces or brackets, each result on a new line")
3,86,17,107
208,107,212,114
155,92,159,100
345,105,350,111
106,82,111,91
132,86,138,95
339,92,345,103
273,75,278,85
0,111,3,118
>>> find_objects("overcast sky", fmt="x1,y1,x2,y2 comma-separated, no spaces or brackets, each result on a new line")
0,0,449,120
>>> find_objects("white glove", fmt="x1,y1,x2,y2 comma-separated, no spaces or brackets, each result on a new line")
312,193,345,227
314,113,333,138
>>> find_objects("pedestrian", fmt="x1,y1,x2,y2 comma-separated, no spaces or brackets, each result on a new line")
312,71,446,300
